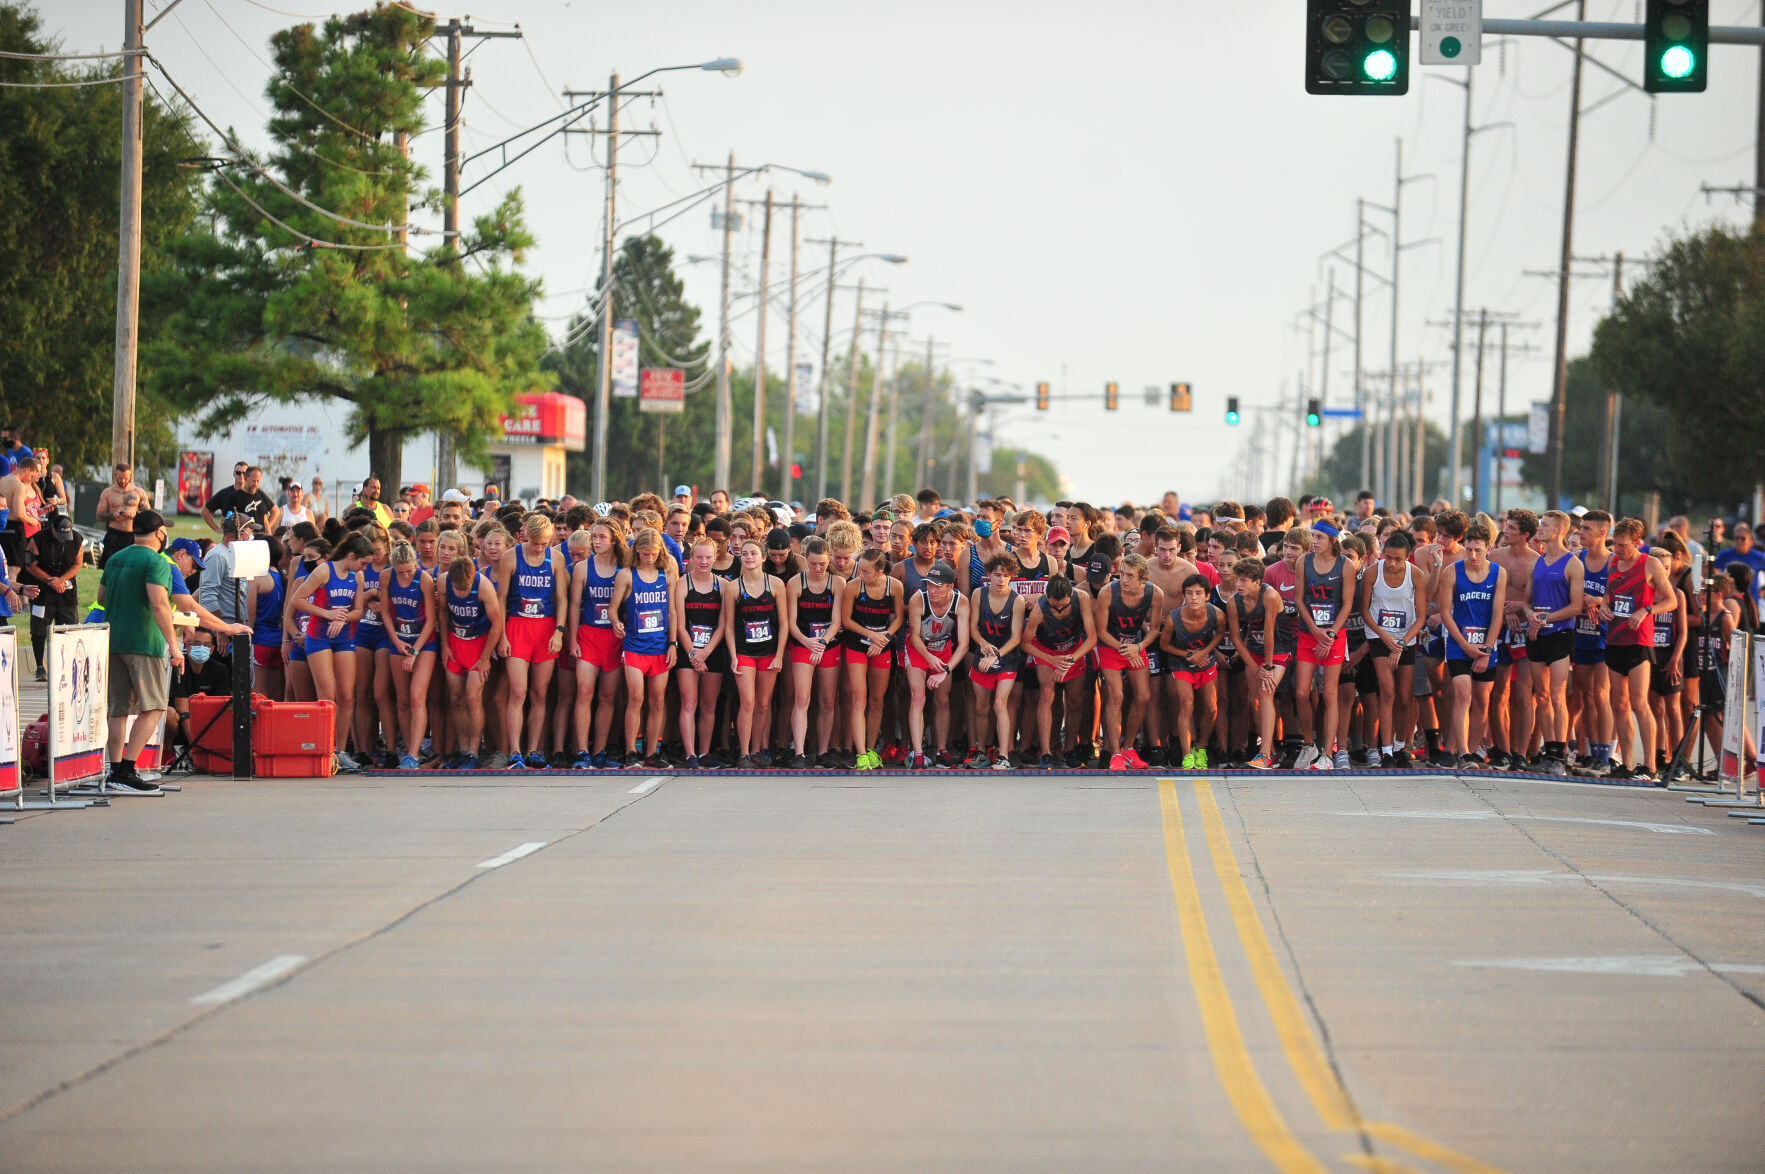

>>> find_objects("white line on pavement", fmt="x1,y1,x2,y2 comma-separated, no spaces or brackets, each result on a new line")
1339,810,1714,835
1383,868,1765,900
190,955,308,1006
628,776,667,795
1454,955,1765,978
476,841,547,869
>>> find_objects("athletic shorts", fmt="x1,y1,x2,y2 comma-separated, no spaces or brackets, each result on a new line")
1495,637,1528,666
904,643,955,674
789,642,844,668
575,625,622,674
505,615,560,665
1297,631,1347,667
624,651,670,678
1353,652,1380,696
1030,642,1086,683
354,622,389,654
1097,645,1153,673
1649,648,1683,695
286,639,306,664
252,643,283,670
445,633,491,675
734,653,780,673
970,666,1017,691
1169,663,1218,689
303,630,356,656
846,649,894,671
1571,643,1607,667
1527,630,1574,665
1447,656,1499,683
1146,648,1165,678
1424,632,1448,661
1604,644,1651,676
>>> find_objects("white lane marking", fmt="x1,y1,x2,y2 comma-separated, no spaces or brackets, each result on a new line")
190,955,307,1006
476,841,547,869
1383,868,1765,900
1454,955,1765,978
1340,810,1713,835
628,775,667,794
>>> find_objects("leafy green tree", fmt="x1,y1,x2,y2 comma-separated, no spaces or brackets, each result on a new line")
1590,224,1765,504
1312,419,1447,508
143,5,548,491
1518,356,1684,512
977,447,1061,504
0,2,207,475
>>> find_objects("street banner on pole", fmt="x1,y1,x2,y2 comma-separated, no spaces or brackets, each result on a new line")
611,319,640,399
1421,0,1483,65
48,623,108,786
794,362,816,416
1754,638,1765,793
1527,402,1550,453
639,368,685,414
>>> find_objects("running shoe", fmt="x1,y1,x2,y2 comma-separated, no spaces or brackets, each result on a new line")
910,752,929,771
1108,752,1129,771
789,752,809,769
991,755,1011,771
507,752,526,770
642,755,668,771
1390,747,1413,768
1365,748,1382,769
398,754,420,771
1247,753,1275,770
1122,748,1149,770
1333,749,1350,771
754,749,774,768
1543,755,1567,776
855,750,878,771
1037,753,1055,770
1180,748,1197,770
1457,753,1484,771
621,751,642,769
737,754,754,769
1311,751,1334,771
1294,745,1320,771
934,750,955,769
572,751,593,770
963,749,991,770
453,755,479,771
1193,748,1209,769
1631,767,1657,784
1063,748,1085,769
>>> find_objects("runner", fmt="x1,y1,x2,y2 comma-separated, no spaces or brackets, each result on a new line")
840,548,902,771
610,528,676,769
244,533,287,703
903,561,969,768
785,537,845,768
1094,553,1162,770
1360,529,1426,767
1439,519,1507,768
1226,557,1285,770
498,514,567,769
968,552,1025,770
1571,510,1615,776
1524,510,1584,775
437,531,502,770
672,536,731,770
1262,528,1308,766
1601,517,1678,781
289,532,370,772
352,524,394,768
727,538,786,768
568,520,629,768
1647,535,1691,775
1159,573,1223,769
1294,523,1351,771
1488,509,1540,770
1022,573,1097,768
381,540,439,769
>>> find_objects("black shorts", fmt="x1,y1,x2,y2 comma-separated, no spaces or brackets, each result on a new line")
1353,651,1380,696
1526,630,1574,665
1649,648,1683,695
99,527,134,568
1702,667,1727,705
1447,657,1498,683
1604,644,1651,676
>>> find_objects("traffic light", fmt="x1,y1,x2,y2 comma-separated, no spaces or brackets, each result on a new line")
1036,381,1050,411
1645,0,1707,93
1169,381,1192,412
1225,396,1241,426
1306,0,1411,96
1105,382,1119,411
1306,398,1322,427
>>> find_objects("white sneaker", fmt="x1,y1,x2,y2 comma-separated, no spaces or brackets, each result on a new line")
1311,748,1334,771
334,750,362,774
1294,745,1320,771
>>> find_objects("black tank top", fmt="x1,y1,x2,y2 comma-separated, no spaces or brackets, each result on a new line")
733,575,779,656
844,580,897,650
682,575,724,656
973,590,1023,672
1168,604,1218,668
1106,580,1153,646
1035,594,1084,652
796,572,837,643
1236,590,1268,653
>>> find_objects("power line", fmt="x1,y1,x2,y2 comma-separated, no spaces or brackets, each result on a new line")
209,162,405,251
0,74,130,88
0,47,144,60
197,0,377,143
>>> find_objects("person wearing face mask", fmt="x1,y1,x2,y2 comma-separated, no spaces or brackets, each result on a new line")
166,628,234,751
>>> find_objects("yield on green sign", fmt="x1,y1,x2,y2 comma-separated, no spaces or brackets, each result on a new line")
1420,0,1481,66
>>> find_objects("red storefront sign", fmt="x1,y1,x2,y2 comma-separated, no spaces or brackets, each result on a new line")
498,393,587,451
639,368,684,414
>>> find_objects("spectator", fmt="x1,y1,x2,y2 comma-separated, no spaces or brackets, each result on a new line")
97,509,183,794
34,450,66,509
165,627,233,751
198,515,253,631
353,477,393,527
408,483,434,525
201,463,278,534
24,509,83,681
1713,522,1765,611
96,464,143,567
0,454,47,542
307,475,331,527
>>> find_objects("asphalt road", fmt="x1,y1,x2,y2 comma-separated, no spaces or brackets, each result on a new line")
2,768,1761,1173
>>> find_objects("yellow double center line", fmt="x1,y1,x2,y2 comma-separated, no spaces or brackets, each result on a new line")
1158,778,1510,1174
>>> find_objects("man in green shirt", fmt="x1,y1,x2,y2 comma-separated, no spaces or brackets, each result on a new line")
96,510,183,793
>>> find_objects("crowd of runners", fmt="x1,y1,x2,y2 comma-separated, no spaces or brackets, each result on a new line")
213,480,1759,782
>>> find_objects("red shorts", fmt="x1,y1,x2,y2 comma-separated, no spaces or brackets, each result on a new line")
575,625,621,673
252,644,283,670
1169,663,1219,688
971,667,1017,691
505,615,560,665
1298,631,1347,666
735,653,779,673
905,643,956,674
446,633,490,675
789,642,844,667
1030,642,1087,684
624,651,670,678
1097,645,1152,673
845,648,894,671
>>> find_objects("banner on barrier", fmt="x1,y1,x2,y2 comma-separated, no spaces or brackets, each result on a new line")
123,713,164,772
1721,635,1748,783
48,624,108,785
1755,639,1765,792
0,628,17,793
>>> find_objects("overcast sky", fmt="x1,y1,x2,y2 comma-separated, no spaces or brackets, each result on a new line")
56,0,1761,505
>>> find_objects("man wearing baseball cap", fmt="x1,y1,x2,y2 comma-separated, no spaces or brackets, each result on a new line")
409,483,434,525
673,484,694,507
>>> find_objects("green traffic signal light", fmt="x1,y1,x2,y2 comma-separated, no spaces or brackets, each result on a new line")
1306,397,1322,427
1225,396,1240,425
1644,0,1707,93
1306,1,1410,96
1660,44,1695,79
1363,48,1397,81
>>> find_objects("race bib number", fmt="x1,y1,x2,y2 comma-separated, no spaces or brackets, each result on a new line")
809,621,829,640
744,619,773,644
451,624,478,640
1611,594,1634,619
518,597,546,618
690,623,714,649
1463,625,1487,648
637,610,663,634
1653,624,1671,648
592,602,611,626
1310,605,1334,626
359,608,383,627
397,619,420,639
1379,610,1406,632
1576,614,1602,636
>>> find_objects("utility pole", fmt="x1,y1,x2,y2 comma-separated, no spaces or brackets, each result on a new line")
1354,198,1367,490
110,0,144,470
1495,322,1509,514
1605,252,1624,514
716,151,736,491
596,75,621,505
806,236,860,501
749,189,773,493
1471,307,1488,513
1447,71,1472,506
1549,0,1588,508
883,327,905,499
840,279,865,502
859,301,889,508
781,195,801,503
1320,269,1335,475
916,336,937,492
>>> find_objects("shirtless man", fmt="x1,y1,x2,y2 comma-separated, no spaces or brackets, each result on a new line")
0,456,47,541
1487,509,1540,769
96,463,143,567
1408,510,1466,764
1147,525,1203,743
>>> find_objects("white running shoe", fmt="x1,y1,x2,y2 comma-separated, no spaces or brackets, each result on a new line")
1294,745,1320,771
